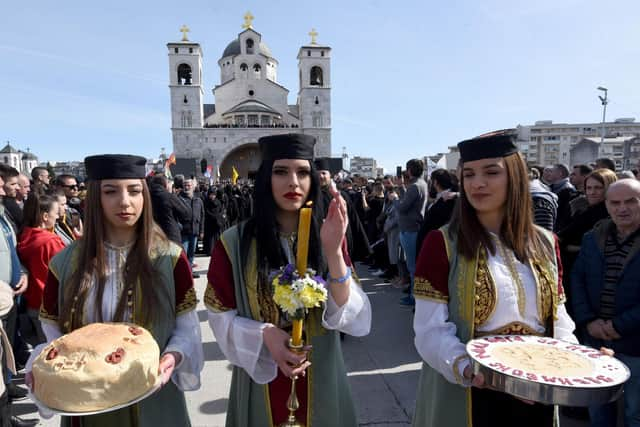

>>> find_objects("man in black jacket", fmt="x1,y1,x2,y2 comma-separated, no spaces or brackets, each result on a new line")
315,158,371,263
148,174,190,245
416,169,457,258
179,178,205,277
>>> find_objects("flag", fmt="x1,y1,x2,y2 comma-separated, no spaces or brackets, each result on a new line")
232,166,239,185
204,165,213,178
164,153,176,180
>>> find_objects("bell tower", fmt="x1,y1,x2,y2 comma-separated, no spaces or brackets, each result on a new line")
297,28,331,157
167,25,204,130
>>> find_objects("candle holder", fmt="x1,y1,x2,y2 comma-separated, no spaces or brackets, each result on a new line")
278,338,306,427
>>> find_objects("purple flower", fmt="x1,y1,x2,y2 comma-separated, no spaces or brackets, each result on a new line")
282,263,296,283
314,275,327,288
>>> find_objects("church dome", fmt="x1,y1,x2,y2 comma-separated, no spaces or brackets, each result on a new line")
222,39,273,59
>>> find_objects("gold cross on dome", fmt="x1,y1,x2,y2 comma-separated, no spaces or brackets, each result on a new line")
180,25,190,41
242,11,254,29
309,28,318,45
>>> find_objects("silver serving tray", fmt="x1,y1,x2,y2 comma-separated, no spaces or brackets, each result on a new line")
29,378,162,417
468,336,630,407
472,359,625,406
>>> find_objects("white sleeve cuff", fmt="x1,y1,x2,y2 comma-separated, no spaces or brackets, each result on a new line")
322,280,371,337
414,298,469,385
164,309,203,391
208,309,278,384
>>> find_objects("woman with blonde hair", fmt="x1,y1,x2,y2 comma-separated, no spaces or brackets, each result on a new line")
558,168,617,315
412,130,576,427
29,154,203,427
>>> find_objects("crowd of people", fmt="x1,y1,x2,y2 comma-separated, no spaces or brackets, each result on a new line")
0,130,634,426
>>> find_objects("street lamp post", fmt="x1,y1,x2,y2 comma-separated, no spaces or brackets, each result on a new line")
597,86,608,143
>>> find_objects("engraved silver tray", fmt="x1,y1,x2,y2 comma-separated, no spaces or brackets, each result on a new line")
467,335,630,406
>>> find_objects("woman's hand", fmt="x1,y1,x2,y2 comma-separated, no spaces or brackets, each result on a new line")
463,365,486,388
600,347,615,357
158,351,182,385
320,182,349,256
263,325,311,379
463,366,535,404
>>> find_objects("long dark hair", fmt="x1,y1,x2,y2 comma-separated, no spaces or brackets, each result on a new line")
449,153,553,262
22,191,57,229
240,158,325,273
59,179,170,332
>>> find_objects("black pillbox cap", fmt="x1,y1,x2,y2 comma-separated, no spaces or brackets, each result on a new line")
457,129,519,162
84,154,147,181
258,134,316,162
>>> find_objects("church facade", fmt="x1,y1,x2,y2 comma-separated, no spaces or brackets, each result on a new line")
167,15,332,180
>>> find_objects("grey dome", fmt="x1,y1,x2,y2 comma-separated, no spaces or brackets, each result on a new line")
222,39,273,59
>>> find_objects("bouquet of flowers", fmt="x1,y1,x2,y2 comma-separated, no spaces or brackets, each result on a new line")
271,264,328,319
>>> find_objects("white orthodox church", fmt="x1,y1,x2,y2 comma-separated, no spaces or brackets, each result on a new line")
167,14,332,179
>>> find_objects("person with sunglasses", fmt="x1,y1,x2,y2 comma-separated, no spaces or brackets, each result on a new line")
54,175,84,238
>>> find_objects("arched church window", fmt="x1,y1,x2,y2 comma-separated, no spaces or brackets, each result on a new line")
181,111,193,128
314,96,320,105
246,39,254,54
310,66,323,86
177,63,192,85
183,95,188,104
240,63,248,72
312,112,323,127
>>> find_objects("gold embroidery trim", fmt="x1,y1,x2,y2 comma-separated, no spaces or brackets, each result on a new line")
474,253,496,326
475,321,544,337
204,284,232,313
494,238,526,317
414,277,448,302
176,287,198,315
457,246,478,337
264,383,275,427
244,240,264,322
39,304,58,322
532,259,557,321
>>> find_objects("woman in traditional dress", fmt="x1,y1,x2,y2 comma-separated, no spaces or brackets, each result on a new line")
30,154,203,427
205,134,371,427
412,130,576,427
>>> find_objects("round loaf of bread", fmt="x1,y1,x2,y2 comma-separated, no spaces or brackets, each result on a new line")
32,322,160,412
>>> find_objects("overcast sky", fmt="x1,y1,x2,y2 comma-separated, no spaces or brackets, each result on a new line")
1,0,639,172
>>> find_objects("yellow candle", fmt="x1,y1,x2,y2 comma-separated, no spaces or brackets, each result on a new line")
291,319,304,347
295,202,313,277
292,202,312,347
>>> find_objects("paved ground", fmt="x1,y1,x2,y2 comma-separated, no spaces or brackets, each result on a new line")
16,257,591,426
